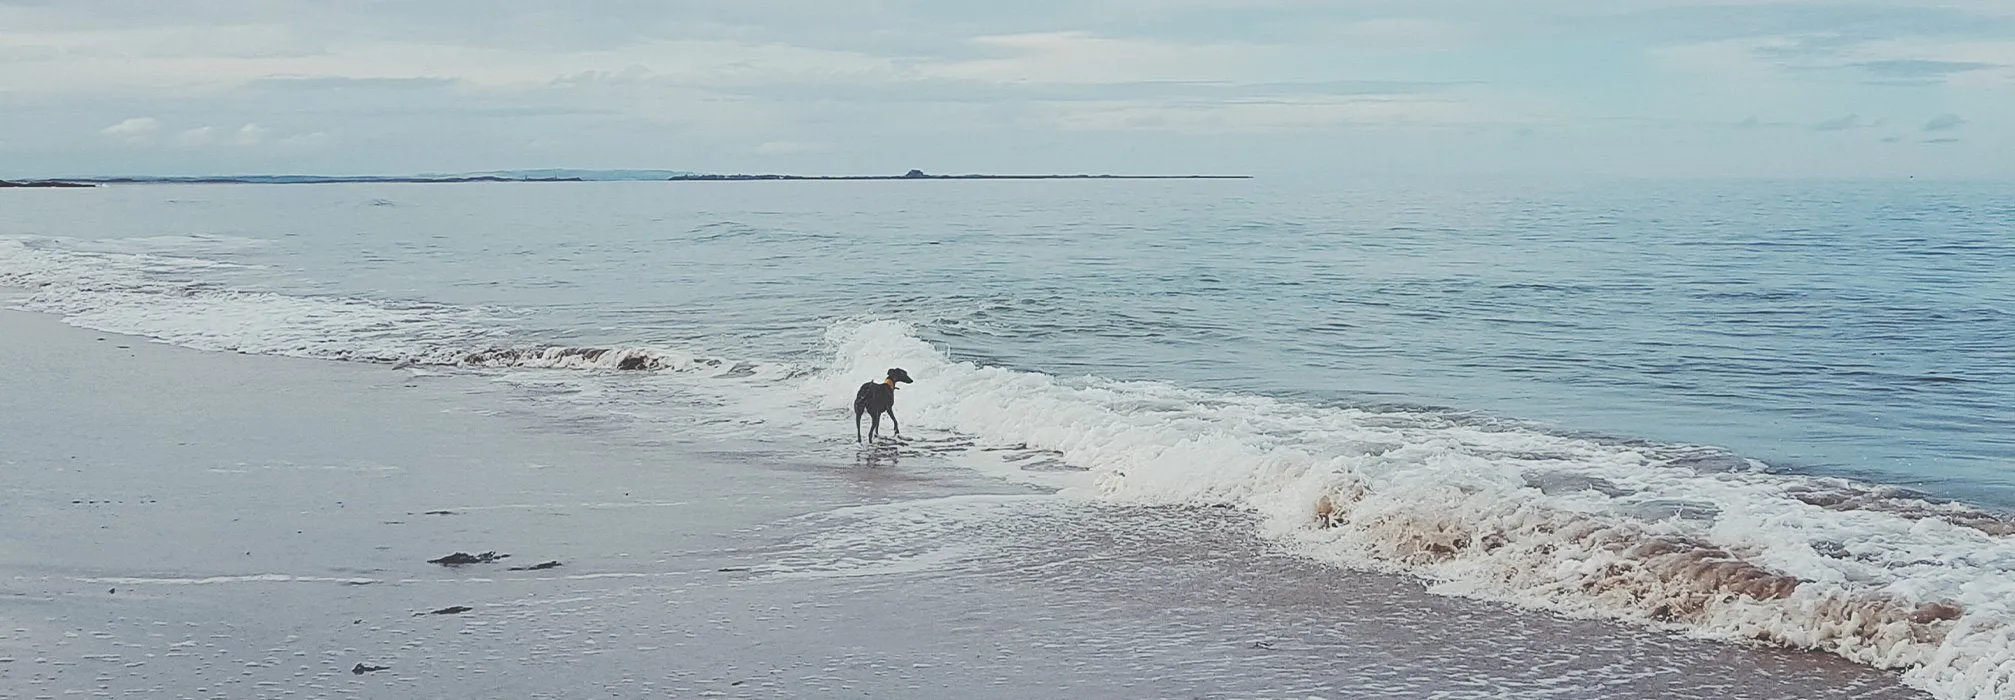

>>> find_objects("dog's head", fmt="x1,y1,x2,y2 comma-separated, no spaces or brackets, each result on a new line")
886,368,914,384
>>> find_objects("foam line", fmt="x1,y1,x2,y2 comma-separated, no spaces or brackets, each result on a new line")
805,319,2015,700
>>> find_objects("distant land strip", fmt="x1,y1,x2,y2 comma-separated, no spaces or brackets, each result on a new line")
0,180,96,188
3,169,1251,187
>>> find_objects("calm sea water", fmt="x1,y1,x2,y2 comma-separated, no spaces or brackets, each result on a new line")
5,179,2014,697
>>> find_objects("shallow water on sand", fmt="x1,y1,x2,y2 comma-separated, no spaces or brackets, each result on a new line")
0,312,1927,698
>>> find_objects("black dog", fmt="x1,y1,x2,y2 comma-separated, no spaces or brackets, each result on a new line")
854,368,914,443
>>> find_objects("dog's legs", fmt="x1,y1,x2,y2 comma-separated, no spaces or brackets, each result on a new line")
887,410,900,438
868,412,882,443
855,408,864,443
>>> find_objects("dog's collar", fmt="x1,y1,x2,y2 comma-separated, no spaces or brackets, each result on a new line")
881,377,898,388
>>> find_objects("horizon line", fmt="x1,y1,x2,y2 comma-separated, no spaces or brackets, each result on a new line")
3,168,1254,186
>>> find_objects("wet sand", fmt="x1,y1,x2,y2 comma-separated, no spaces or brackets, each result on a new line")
0,308,1930,698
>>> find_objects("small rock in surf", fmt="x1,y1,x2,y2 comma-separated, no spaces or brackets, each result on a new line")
427,551,507,566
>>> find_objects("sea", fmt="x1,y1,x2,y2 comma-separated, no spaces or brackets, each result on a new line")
2,178,2012,698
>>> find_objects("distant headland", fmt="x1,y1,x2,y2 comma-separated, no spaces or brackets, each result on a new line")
0,179,96,188
2,169,1251,187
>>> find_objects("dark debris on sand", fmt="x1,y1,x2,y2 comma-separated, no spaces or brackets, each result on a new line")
507,560,562,571
418,605,474,616
352,663,389,674
427,551,508,566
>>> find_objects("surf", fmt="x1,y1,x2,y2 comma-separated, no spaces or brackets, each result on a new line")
806,318,2015,699
8,232,2015,698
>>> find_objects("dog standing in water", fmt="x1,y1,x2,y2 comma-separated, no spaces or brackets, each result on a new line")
854,368,914,443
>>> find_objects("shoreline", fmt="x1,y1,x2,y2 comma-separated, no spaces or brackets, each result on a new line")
0,303,1934,698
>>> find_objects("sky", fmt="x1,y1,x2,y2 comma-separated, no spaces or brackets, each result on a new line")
1,0,2011,179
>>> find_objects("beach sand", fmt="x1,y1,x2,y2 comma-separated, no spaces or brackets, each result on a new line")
0,307,1930,698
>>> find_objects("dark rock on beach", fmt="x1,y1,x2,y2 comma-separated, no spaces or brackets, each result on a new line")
351,663,389,674
507,560,562,571
428,551,508,566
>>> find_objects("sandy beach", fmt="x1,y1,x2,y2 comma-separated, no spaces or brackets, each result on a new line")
0,307,1932,698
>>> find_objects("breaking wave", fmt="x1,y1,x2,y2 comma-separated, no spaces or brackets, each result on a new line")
805,319,2015,700
0,236,763,377
9,233,2015,698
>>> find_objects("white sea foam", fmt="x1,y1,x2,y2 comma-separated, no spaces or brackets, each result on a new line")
804,319,2015,700
78,574,378,586
55,233,275,256
10,233,2015,697
754,495,1061,579
0,236,774,377
1,235,505,359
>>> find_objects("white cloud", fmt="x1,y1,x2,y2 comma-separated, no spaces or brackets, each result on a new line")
1648,36,1804,76
1331,18,1476,50
1651,32,2015,90
100,116,163,143
276,131,331,149
231,123,269,146
3,0,2012,178
1,25,904,96
930,32,1277,85
110,120,307,150
754,140,829,154
1024,95,1484,133
1850,38,2015,87
145,122,281,148
1812,113,1878,130
174,126,217,147
1922,113,1967,130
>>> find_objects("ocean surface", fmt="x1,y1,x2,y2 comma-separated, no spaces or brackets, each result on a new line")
3,179,2013,697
